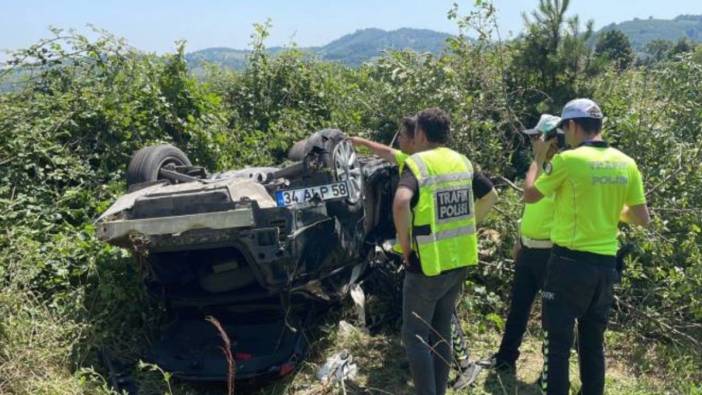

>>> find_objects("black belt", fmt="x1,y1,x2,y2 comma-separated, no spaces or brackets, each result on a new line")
552,245,616,268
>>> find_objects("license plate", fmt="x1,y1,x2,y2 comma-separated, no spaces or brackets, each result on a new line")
275,182,349,207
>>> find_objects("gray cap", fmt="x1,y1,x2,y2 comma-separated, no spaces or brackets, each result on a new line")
559,98,603,125
523,114,563,135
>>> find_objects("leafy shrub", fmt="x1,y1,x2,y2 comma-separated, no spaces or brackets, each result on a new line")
1,7,701,393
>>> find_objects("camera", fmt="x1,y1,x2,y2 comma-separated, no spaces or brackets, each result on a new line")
544,128,566,149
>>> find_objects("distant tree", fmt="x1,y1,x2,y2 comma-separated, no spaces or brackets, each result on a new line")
671,38,694,56
508,0,596,114
595,30,634,70
525,0,571,54
693,45,702,64
644,38,696,64
645,39,673,63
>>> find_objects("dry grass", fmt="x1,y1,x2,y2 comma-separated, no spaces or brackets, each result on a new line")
1,287,698,395
265,311,696,395
0,290,111,395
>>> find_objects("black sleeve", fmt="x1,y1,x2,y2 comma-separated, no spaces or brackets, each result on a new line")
472,172,494,200
398,168,420,208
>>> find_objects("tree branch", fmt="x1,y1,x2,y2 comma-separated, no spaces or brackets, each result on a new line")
614,295,700,347
497,175,524,193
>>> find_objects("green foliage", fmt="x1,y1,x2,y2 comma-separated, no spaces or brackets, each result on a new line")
643,37,701,65
1,4,701,394
594,56,702,337
671,37,697,56
508,0,597,120
644,39,675,63
595,30,635,70
184,15,702,74
0,27,226,393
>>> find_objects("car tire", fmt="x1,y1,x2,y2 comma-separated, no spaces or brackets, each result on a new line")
318,129,364,216
287,139,307,162
286,129,364,215
126,144,192,190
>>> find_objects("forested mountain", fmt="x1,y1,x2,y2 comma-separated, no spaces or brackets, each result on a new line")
185,16,702,71
184,47,251,71
185,27,452,70
315,27,452,66
596,15,702,50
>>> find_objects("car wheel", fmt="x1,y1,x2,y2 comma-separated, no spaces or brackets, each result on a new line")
287,139,307,162
319,130,363,216
332,138,363,205
285,129,365,215
126,144,192,190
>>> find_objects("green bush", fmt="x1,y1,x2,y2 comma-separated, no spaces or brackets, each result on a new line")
0,28,226,393
594,57,702,340
1,9,700,393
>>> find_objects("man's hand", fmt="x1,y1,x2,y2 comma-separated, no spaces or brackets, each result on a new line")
524,161,545,203
620,204,651,227
532,137,556,166
523,136,556,204
348,136,367,147
545,141,559,161
402,253,411,268
349,136,397,163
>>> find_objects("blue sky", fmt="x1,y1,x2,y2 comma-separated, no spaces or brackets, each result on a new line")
1,0,701,57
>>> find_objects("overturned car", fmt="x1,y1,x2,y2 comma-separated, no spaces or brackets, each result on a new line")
96,129,402,382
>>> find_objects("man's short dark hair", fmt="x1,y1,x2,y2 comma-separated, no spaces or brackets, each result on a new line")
416,107,450,143
400,116,416,138
567,117,602,135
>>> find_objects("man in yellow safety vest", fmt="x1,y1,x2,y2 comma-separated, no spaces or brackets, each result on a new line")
490,114,563,375
393,107,496,395
524,99,650,395
351,114,497,389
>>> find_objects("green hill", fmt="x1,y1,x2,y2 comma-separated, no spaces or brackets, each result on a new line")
184,46,251,71
185,27,452,70
316,27,452,66
186,16,702,72
596,15,702,51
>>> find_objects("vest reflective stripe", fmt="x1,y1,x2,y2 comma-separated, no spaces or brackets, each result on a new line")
405,147,479,276
419,172,474,187
412,154,430,178
415,225,477,245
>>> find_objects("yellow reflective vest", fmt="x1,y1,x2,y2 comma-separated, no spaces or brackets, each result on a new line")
404,147,478,276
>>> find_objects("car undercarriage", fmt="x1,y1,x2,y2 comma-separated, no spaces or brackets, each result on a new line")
96,129,480,389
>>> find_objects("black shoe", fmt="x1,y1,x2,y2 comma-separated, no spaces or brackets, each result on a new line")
451,361,483,390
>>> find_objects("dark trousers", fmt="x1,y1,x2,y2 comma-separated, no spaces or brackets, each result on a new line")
402,267,468,395
541,246,617,395
495,246,550,365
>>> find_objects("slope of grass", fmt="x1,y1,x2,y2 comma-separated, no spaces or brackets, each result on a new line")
267,299,700,395
2,275,699,395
